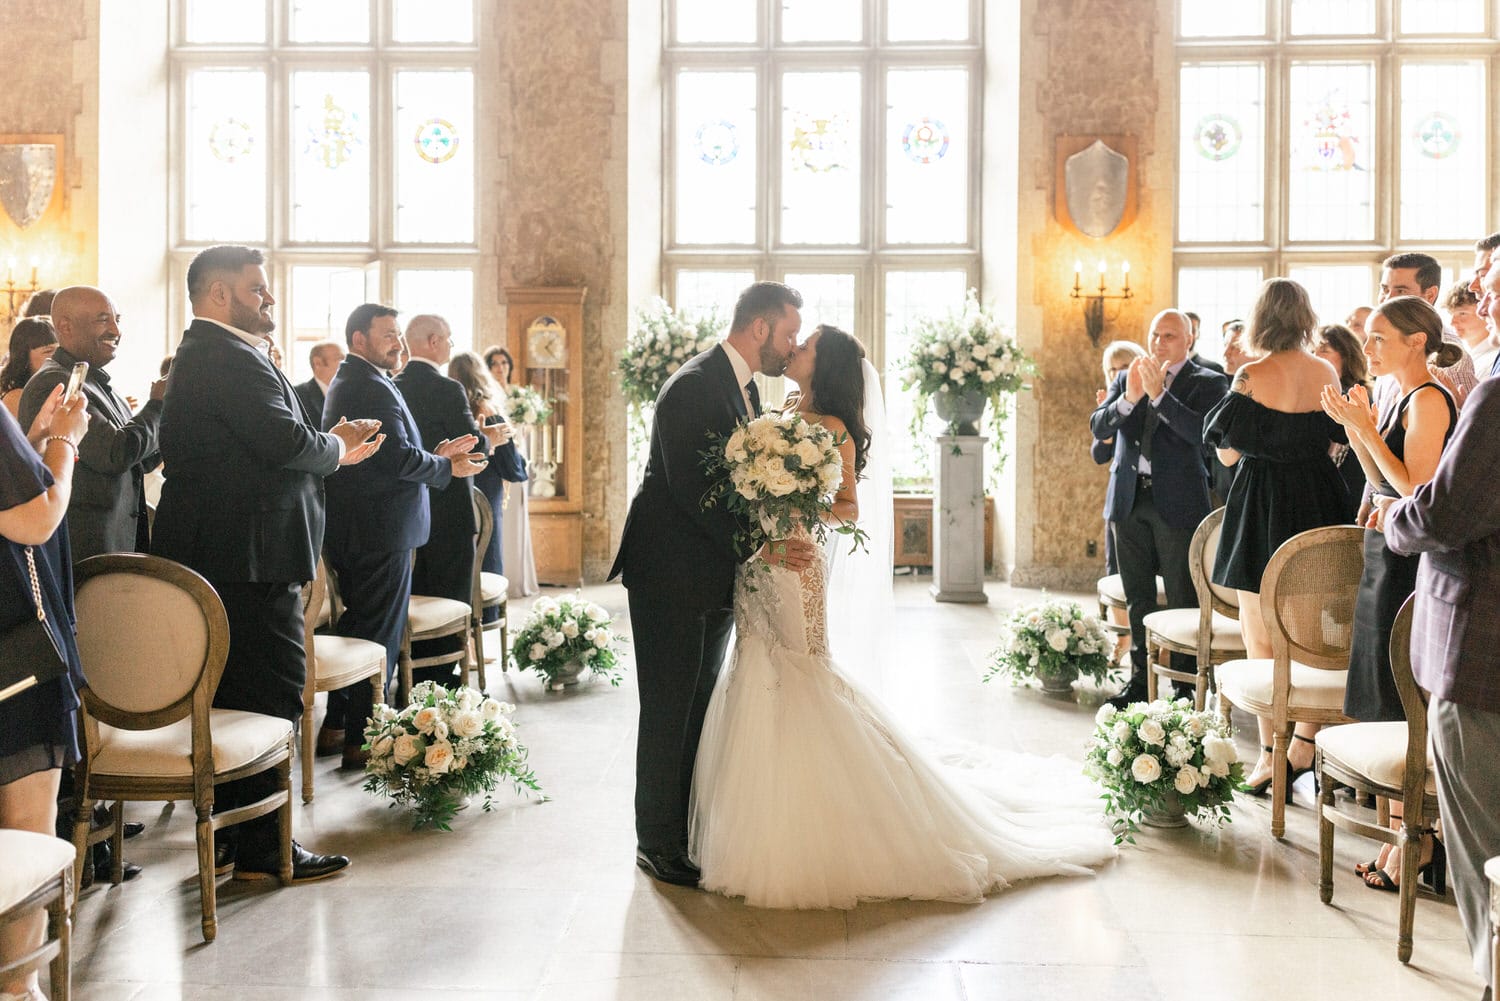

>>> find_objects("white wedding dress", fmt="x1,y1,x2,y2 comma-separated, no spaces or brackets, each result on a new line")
688,540,1118,910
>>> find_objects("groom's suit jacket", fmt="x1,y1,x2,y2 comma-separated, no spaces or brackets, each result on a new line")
609,344,755,610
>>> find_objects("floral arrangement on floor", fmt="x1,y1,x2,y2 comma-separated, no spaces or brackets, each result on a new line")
1086,699,1244,841
899,288,1035,461
985,598,1114,688
701,412,868,562
362,681,541,831
500,384,552,428
620,297,724,412
511,593,624,690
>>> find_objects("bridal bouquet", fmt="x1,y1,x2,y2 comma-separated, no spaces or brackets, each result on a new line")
500,384,552,428
701,412,867,560
986,598,1113,688
511,592,624,690
620,297,724,411
1086,699,1243,840
362,681,541,831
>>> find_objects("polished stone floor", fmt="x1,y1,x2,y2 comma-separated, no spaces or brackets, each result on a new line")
65,579,1486,1001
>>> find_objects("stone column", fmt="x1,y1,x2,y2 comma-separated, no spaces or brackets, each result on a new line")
931,436,989,603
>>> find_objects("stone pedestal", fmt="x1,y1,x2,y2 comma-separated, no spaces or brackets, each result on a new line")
931,435,989,604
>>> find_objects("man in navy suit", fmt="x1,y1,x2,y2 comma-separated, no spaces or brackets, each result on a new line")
155,245,383,882
321,304,486,768
1091,309,1229,708
397,314,524,685
293,341,344,429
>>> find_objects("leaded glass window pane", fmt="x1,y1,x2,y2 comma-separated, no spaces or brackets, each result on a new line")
782,0,862,43
394,70,474,244
675,0,756,43
1288,264,1375,325
884,270,967,486
886,68,968,245
289,0,369,43
394,268,475,352
392,0,474,43
1289,0,1375,35
1399,61,1485,241
185,68,267,242
290,71,371,243
289,265,368,382
185,0,266,43
1288,62,1375,242
674,71,757,246
1178,63,1264,243
1176,266,1265,361
674,270,755,318
780,71,862,246
784,273,857,333
1400,0,1484,34
1179,0,1265,37
887,0,970,41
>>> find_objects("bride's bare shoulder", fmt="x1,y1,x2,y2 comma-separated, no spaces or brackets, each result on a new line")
811,412,848,435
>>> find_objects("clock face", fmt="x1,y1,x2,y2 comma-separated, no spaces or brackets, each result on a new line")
527,317,567,368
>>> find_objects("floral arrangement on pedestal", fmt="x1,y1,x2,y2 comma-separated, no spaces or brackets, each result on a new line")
701,412,868,561
985,598,1114,695
1086,699,1244,840
899,289,1035,463
621,297,726,485
511,593,624,691
500,384,552,428
362,681,541,830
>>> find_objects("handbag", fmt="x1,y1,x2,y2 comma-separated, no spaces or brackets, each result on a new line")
0,546,67,704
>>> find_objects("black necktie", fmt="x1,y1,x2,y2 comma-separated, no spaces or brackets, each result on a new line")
746,380,761,417
1490,351,1500,379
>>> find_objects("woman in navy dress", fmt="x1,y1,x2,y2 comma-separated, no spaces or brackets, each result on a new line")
1312,323,1374,522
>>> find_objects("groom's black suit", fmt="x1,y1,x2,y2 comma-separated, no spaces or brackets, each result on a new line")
609,344,755,854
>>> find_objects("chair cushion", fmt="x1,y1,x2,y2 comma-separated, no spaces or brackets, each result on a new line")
1217,658,1349,713
1097,574,1166,607
91,710,293,778
315,635,387,688
0,831,74,913
480,572,508,604
1142,608,1246,653
408,595,471,634
1316,722,1436,794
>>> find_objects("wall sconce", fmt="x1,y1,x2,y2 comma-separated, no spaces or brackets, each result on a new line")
1071,259,1132,346
2,257,41,327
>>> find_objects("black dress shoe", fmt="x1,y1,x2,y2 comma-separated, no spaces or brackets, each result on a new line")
233,841,351,884
93,858,143,885
635,848,700,887
123,820,145,839
1106,677,1149,711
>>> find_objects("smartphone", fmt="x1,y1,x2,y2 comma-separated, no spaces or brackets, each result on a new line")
63,361,89,402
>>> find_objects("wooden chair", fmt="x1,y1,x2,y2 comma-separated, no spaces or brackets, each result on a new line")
1486,854,1499,1001
398,553,473,707
1141,507,1247,709
1096,571,1165,662
470,484,510,686
300,557,387,802
0,831,73,1001
1217,525,1364,837
1316,596,1440,963
68,554,294,943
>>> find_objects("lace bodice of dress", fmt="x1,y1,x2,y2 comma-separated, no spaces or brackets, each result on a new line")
734,534,829,659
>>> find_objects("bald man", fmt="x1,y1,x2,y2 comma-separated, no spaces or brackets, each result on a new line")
20,285,167,560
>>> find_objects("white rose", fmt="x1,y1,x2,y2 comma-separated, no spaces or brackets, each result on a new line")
412,706,441,734
979,370,996,383
1137,719,1166,746
452,711,483,739
933,362,948,375
480,697,504,721
1205,758,1230,778
528,642,548,662
1184,715,1207,738
424,741,455,775
393,733,423,765
533,597,558,616
1045,629,1069,653
545,631,564,649
794,440,822,467
455,687,479,711
1164,742,1190,768
1095,704,1117,725
371,734,394,759
593,631,610,649
373,704,397,724
1112,719,1132,742
587,603,609,622
1131,753,1162,784
1106,747,1124,767
1202,734,1238,766
562,620,580,639
1174,766,1200,795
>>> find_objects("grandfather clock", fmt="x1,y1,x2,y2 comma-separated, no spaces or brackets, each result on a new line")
505,286,586,586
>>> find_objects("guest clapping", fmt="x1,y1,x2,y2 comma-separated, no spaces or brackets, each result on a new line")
1312,323,1373,522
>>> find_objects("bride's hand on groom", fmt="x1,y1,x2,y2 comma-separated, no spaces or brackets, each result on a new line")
760,537,816,572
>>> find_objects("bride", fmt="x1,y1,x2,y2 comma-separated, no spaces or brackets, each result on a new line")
688,324,1116,910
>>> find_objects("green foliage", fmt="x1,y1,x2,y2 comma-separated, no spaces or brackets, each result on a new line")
511,592,624,687
986,598,1114,685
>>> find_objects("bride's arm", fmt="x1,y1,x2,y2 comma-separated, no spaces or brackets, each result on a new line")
820,416,859,525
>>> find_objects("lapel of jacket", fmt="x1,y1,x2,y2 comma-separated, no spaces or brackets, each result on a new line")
711,344,748,421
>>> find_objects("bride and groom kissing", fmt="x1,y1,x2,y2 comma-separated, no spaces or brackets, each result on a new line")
610,281,1115,910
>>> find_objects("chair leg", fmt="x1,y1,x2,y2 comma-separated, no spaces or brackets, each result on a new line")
472,616,487,692
1270,725,1291,838
110,806,124,885
278,752,294,884
1397,816,1421,964
69,795,93,907
1317,754,1335,904
398,630,413,708
49,869,71,1001
500,598,509,673
195,806,217,943
1145,640,1159,702
301,698,315,805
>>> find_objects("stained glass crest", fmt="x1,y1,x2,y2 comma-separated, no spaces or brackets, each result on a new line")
789,112,851,174
1193,113,1242,161
304,95,362,170
1303,91,1363,171
901,117,949,164
209,118,255,163
1413,112,1461,160
694,120,739,165
414,118,460,164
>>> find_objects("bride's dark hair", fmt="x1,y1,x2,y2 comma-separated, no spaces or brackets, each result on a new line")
807,324,872,477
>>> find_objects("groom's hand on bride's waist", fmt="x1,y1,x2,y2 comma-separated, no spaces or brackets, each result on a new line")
759,538,816,571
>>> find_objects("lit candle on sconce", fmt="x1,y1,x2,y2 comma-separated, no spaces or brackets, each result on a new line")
1122,260,1131,294
4,259,13,285
29,258,38,286
1096,260,1107,293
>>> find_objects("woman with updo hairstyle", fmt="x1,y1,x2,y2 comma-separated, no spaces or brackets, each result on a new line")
1204,278,1350,797
1312,323,1372,520
1321,294,1456,891
1,317,59,420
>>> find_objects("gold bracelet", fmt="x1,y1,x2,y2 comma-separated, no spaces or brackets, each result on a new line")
42,435,78,458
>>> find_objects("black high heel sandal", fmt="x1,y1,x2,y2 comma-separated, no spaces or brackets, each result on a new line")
1417,837,1447,895
1237,746,1275,797
1290,733,1319,794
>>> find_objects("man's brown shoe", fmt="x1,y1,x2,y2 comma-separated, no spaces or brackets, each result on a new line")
315,726,345,757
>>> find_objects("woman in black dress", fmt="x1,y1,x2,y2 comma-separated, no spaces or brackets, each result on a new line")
0,385,88,1001
1321,295,1455,891
1205,278,1349,797
1312,323,1374,522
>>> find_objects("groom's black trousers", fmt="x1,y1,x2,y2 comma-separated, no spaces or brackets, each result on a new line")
627,587,735,854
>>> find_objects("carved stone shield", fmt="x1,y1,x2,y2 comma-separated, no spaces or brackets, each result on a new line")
0,144,57,229
1064,140,1128,238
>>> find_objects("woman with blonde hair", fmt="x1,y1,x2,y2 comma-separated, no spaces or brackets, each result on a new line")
1204,278,1350,798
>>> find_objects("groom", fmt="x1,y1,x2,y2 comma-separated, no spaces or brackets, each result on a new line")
610,281,816,886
